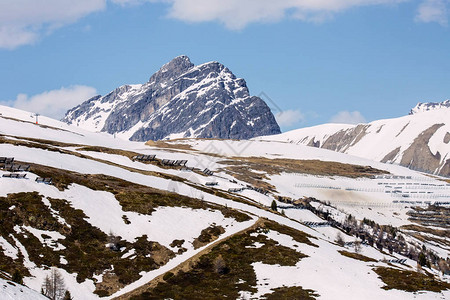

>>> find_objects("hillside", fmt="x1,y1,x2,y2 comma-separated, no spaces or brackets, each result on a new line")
0,105,449,299
0,278,48,300
62,56,280,141
259,104,450,177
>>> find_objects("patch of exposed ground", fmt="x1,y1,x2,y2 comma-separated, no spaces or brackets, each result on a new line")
374,267,450,292
381,147,401,163
262,286,319,299
192,225,225,249
307,137,320,148
395,122,410,137
219,157,387,189
444,132,450,144
5,135,84,148
217,163,277,192
145,140,194,151
321,124,369,152
94,272,125,297
76,146,139,160
400,124,447,176
338,250,377,263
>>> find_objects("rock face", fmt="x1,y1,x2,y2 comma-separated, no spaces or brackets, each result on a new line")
259,101,450,177
62,56,280,141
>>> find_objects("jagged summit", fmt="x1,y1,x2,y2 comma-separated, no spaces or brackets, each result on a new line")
63,56,280,141
149,55,194,84
409,99,450,115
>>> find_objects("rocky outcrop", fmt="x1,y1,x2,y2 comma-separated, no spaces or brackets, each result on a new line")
321,125,370,152
410,100,450,115
63,56,280,141
400,124,445,173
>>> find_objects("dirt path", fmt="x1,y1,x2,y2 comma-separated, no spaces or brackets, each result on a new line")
112,218,265,300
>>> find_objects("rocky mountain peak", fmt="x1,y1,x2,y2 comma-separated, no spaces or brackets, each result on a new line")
409,99,450,115
63,56,280,141
149,55,194,84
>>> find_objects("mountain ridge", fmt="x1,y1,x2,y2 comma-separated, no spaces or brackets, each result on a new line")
62,56,280,141
259,103,450,177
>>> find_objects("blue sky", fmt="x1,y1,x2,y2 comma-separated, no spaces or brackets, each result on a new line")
0,0,449,131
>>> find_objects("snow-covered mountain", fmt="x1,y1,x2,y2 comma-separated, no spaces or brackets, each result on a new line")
410,99,450,115
259,102,450,177
62,56,280,141
1,105,449,299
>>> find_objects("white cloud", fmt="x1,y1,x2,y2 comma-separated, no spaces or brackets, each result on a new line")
0,0,106,49
275,109,305,127
7,85,97,119
329,111,366,124
110,0,153,5
162,0,407,30
415,0,448,26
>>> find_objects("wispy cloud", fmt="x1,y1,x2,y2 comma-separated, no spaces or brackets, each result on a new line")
329,111,366,124
2,0,448,50
3,86,98,119
111,0,450,29
415,0,448,26
163,0,407,30
0,0,106,49
275,109,305,128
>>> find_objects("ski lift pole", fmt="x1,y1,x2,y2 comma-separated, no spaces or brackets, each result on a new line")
34,113,40,124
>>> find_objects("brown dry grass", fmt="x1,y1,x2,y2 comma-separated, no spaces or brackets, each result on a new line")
338,250,377,262
77,146,139,159
145,140,194,151
400,224,450,239
218,157,387,191
374,267,450,292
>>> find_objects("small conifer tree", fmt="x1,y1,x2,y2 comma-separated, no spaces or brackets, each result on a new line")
271,200,277,212
63,290,72,300
12,269,23,284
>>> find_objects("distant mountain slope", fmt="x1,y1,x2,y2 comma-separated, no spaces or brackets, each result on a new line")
62,56,280,141
410,99,450,115
259,102,450,177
